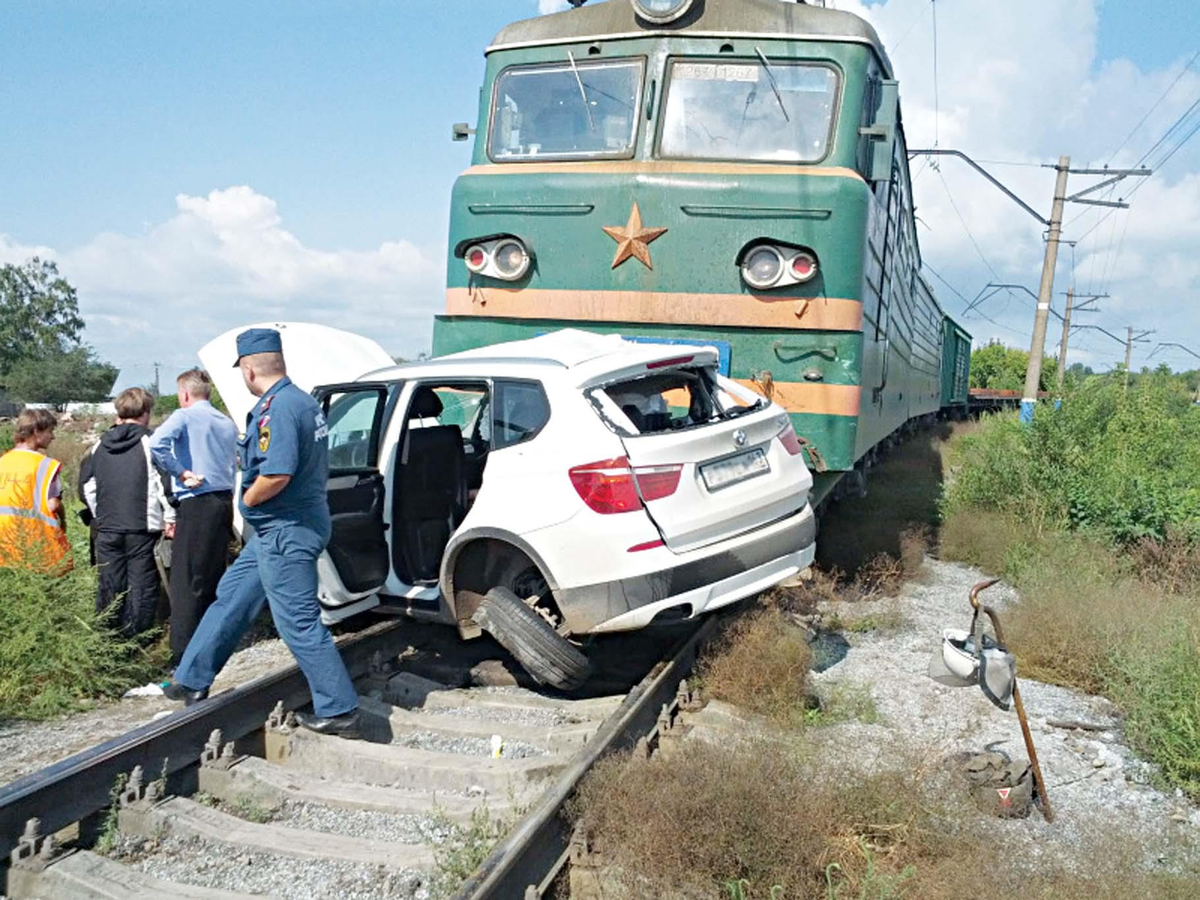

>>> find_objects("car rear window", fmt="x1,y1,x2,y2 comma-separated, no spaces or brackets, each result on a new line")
594,367,764,435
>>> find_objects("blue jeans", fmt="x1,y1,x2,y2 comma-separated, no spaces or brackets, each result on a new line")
173,521,358,718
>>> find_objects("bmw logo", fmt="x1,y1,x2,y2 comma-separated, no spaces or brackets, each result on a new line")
733,429,747,447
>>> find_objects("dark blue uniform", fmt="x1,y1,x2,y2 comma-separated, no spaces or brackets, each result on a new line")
173,375,357,718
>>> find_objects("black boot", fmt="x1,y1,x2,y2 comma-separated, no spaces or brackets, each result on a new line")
161,682,209,706
295,709,362,740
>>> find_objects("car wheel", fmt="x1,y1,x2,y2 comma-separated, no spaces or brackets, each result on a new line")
474,586,591,691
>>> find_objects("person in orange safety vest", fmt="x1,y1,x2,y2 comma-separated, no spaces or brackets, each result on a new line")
0,408,73,574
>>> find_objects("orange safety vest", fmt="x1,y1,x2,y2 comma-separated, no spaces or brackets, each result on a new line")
0,448,73,574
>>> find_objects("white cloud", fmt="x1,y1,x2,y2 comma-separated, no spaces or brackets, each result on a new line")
5,1,1198,381
3,187,442,381
843,0,1200,369
537,0,571,14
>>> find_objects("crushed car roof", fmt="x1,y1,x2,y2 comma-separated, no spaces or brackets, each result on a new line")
364,329,722,385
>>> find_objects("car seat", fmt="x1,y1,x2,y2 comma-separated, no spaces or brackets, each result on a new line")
396,388,468,582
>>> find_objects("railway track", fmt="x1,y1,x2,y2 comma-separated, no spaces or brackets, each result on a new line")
1,615,716,899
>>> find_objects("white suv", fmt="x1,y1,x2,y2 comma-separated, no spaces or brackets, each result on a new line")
202,324,816,689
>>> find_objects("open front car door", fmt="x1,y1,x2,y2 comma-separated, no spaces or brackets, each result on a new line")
312,382,394,620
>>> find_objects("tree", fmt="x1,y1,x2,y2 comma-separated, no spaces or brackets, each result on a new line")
4,347,117,406
969,341,1056,392
0,258,119,406
0,258,85,375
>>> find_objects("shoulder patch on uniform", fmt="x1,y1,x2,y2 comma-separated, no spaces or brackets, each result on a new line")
258,426,271,453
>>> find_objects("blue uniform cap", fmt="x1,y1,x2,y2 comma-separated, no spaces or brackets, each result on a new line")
233,328,283,366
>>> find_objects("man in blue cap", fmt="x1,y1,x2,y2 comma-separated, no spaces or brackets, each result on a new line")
163,327,360,738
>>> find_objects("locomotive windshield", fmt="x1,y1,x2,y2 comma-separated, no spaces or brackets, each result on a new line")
659,60,838,163
488,59,643,161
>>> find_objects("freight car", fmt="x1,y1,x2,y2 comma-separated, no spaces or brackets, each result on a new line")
432,0,971,503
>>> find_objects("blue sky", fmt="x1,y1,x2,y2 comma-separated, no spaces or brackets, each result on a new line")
2,1,1198,386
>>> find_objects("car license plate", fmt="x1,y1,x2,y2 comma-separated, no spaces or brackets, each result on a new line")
700,448,769,491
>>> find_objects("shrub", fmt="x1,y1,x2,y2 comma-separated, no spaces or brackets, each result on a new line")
943,372,1200,543
0,422,12,454
569,740,962,899
571,739,1200,899
0,509,161,720
699,608,813,728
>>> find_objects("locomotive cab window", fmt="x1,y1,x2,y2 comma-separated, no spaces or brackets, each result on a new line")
488,58,644,161
658,59,838,163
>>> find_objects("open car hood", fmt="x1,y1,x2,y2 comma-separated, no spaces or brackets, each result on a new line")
198,321,395,426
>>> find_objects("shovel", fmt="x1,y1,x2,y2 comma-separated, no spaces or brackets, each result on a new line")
968,579,1053,823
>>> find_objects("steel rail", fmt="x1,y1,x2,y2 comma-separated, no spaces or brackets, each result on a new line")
0,620,403,862
453,616,718,900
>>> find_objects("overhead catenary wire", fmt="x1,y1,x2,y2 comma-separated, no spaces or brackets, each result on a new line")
924,263,1028,338
1070,93,1200,245
1104,49,1200,165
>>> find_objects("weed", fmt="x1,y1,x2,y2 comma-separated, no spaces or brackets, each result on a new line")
568,739,965,899
0,505,164,720
571,739,1200,899
428,803,515,898
699,607,813,729
838,608,906,635
94,772,128,856
226,795,276,824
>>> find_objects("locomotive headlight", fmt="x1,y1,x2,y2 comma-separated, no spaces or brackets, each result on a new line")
742,246,785,290
492,238,531,281
790,251,818,283
460,236,533,281
464,245,488,274
630,0,695,25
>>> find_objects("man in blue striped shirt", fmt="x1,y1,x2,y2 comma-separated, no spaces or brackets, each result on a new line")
150,369,239,665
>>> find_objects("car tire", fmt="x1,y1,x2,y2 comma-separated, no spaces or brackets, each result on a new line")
474,587,591,691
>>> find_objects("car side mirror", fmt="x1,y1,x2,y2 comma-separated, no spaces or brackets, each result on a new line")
858,79,898,184
452,122,476,142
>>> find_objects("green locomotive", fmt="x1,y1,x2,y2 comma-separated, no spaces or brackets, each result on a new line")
432,0,971,502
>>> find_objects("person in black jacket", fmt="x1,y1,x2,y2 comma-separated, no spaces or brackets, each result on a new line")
79,387,175,637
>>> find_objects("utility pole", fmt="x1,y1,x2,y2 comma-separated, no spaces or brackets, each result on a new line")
1055,289,1106,392
1123,328,1154,391
1057,288,1075,394
152,361,162,398
1021,156,1071,422
907,149,1151,421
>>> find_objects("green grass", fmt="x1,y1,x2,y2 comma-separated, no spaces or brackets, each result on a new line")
0,505,164,721
938,371,1200,798
428,803,517,899
944,371,1200,543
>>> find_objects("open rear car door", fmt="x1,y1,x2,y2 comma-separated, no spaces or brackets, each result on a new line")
312,382,393,614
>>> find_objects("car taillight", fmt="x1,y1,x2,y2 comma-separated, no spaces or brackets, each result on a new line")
777,421,804,456
569,457,682,514
632,464,683,501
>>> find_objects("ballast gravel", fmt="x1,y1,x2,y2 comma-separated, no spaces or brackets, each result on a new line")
415,703,580,729
272,799,453,845
396,729,551,758
114,833,429,899
804,556,1200,875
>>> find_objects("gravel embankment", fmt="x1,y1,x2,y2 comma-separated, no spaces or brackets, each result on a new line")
809,556,1199,873
0,637,295,786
